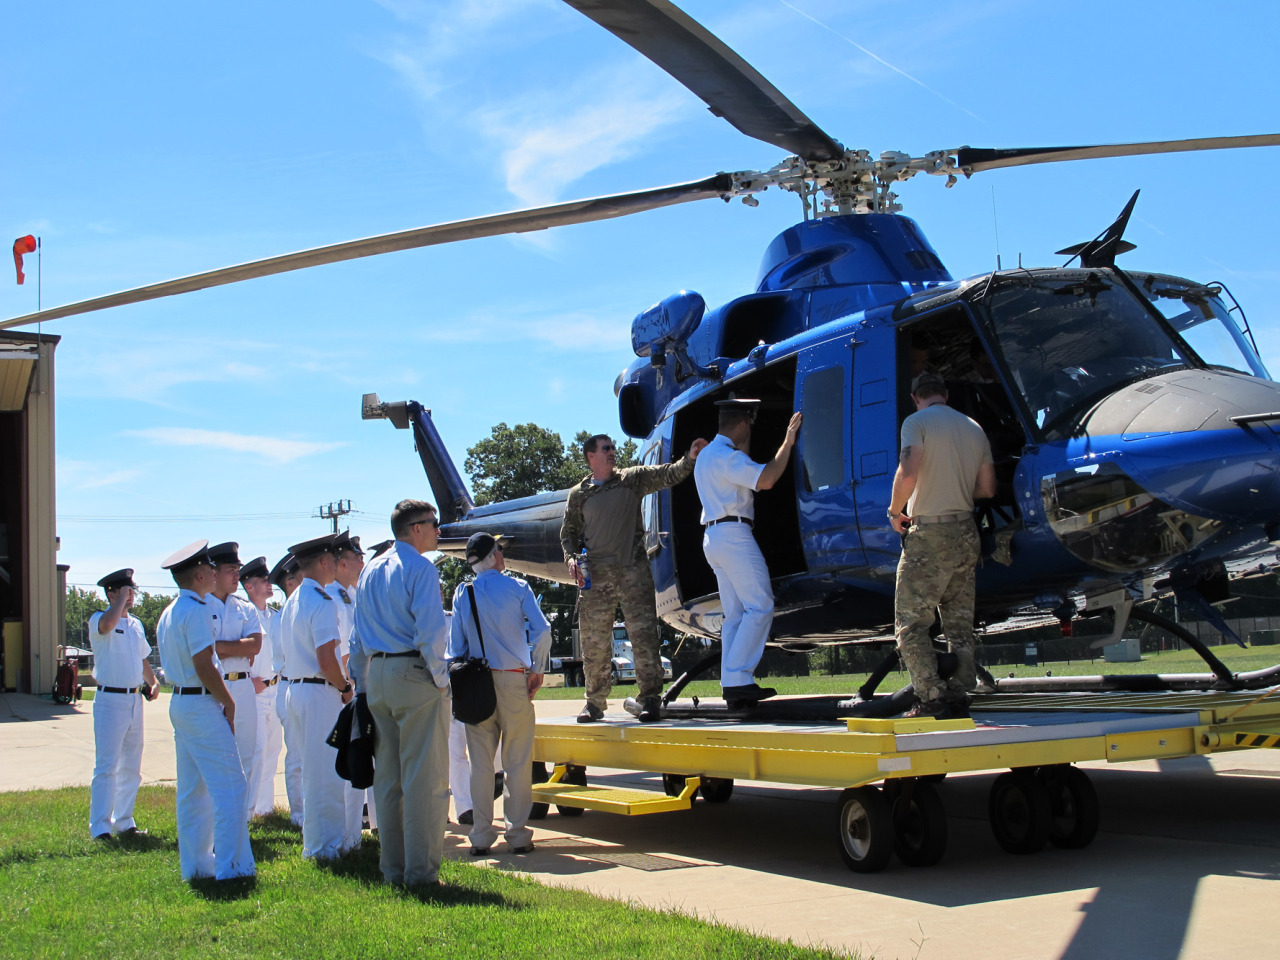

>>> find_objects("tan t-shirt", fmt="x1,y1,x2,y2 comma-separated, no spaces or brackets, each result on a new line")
900,403,993,518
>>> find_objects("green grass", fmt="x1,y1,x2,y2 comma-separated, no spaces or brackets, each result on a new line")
0,787,854,960
537,644,1280,701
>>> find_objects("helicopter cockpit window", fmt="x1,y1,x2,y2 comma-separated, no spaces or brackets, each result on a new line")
641,439,662,556
1132,273,1270,379
799,366,846,492
979,272,1190,438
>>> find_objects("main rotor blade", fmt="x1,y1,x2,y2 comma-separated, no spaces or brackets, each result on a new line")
956,134,1280,173
0,174,734,329
563,0,843,162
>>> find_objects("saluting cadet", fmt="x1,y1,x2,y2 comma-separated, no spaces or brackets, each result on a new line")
325,530,370,831
268,553,305,826
206,543,263,812
280,533,359,860
693,398,801,707
157,541,254,881
449,532,551,857
241,556,282,818
347,499,450,887
88,568,159,840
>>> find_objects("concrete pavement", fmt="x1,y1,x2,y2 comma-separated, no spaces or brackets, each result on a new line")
3,689,1278,960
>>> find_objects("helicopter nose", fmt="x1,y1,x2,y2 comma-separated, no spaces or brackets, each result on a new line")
1083,370,1280,524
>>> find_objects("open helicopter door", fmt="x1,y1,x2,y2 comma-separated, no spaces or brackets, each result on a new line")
795,341,866,573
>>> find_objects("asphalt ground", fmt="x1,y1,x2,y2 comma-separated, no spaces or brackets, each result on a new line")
3,690,1277,960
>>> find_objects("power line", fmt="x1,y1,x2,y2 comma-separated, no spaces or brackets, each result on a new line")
60,512,314,523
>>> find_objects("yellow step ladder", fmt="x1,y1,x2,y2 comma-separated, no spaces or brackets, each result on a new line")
531,765,701,815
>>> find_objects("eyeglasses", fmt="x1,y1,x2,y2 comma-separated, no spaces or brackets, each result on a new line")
413,517,440,529
597,444,615,453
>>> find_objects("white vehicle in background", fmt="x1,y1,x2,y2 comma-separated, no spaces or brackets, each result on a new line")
551,623,673,687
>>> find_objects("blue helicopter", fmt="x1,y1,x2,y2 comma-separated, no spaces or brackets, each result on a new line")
7,1,1280,698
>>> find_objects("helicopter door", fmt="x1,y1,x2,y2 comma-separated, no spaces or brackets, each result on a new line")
795,343,866,571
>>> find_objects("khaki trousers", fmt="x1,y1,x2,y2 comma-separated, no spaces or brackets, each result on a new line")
464,670,536,851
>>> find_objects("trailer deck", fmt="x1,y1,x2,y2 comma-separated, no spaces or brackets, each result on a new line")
530,689,1280,871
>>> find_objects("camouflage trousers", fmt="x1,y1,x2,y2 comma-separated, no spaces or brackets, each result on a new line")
894,519,979,704
579,560,664,709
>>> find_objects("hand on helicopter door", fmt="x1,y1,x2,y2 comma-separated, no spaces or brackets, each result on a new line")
689,438,709,459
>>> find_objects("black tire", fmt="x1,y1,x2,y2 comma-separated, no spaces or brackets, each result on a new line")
662,773,688,797
1041,766,1100,849
557,764,587,818
989,770,1052,855
529,761,549,820
698,777,734,803
836,786,894,873
892,781,948,867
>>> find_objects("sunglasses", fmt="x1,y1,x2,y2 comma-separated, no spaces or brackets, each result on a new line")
413,517,440,529
597,444,616,453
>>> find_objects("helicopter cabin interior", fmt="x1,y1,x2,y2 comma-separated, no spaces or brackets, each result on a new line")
667,358,806,603
897,310,1026,517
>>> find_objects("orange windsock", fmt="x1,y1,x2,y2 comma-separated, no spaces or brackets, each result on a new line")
13,235,36,285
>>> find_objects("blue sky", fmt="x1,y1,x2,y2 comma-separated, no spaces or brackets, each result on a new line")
4,0,1279,592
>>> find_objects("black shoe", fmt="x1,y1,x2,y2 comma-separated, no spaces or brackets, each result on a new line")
723,684,777,708
457,809,474,825
509,843,535,854
577,703,604,723
93,833,112,841
469,846,490,857
944,696,972,719
493,771,505,800
119,826,148,838
637,698,662,723
903,698,952,720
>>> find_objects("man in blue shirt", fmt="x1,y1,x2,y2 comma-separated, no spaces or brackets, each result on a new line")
348,499,451,887
449,532,551,857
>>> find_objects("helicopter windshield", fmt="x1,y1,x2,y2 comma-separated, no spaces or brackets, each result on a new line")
1130,272,1270,379
977,271,1190,438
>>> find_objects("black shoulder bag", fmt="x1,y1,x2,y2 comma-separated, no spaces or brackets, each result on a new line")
448,584,497,724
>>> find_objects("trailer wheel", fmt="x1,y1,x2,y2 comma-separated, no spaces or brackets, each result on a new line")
892,781,948,867
1041,766,1100,849
662,774,687,797
529,762,549,820
557,765,587,817
989,770,1052,854
699,777,734,803
836,787,894,873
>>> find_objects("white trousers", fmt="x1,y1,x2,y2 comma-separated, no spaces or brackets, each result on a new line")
286,682,361,859
170,694,255,881
248,684,283,817
703,522,774,688
449,716,501,815
89,690,145,836
366,655,451,886
464,671,536,851
225,677,258,817
276,681,304,825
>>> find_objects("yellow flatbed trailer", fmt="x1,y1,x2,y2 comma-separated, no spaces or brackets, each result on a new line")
530,689,1280,872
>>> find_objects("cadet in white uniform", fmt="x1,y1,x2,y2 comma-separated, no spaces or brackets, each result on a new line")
206,542,262,813
241,556,282,818
88,568,159,839
325,530,370,831
269,553,305,826
693,398,801,706
280,533,359,860
156,540,254,881
449,533,552,856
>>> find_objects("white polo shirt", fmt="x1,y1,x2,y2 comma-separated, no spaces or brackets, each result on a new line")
323,580,357,659
88,611,149,688
156,590,219,689
279,578,341,680
249,603,276,680
694,433,766,525
208,593,262,675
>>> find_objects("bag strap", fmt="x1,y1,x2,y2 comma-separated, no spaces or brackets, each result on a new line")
467,583,488,661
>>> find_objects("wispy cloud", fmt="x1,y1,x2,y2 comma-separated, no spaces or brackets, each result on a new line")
58,460,144,491
126,428,344,464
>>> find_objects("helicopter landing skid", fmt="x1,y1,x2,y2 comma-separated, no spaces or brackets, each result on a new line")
625,687,920,723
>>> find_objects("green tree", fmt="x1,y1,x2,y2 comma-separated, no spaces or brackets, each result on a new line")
64,587,106,649
465,422,579,506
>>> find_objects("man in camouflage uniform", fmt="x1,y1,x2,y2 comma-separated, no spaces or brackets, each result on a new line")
561,434,707,723
889,370,996,719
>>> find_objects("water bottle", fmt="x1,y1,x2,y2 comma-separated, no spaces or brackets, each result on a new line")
578,548,592,590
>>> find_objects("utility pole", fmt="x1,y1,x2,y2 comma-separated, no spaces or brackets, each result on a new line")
316,499,352,534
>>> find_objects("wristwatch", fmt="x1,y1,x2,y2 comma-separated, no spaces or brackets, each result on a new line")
341,681,352,694
887,507,902,520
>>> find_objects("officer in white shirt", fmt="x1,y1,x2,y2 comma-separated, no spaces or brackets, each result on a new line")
241,556,282,818
156,540,254,881
206,542,262,815
88,568,159,840
693,398,801,707
325,530,370,831
268,553,305,826
280,532,359,860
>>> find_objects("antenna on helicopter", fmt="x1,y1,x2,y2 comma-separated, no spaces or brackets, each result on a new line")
1056,190,1141,268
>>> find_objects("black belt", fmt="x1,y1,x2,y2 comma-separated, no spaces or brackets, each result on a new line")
372,650,419,659
292,677,332,686
172,687,211,696
223,672,249,681
707,515,754,529
257,676,278,688
98,685,142,694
